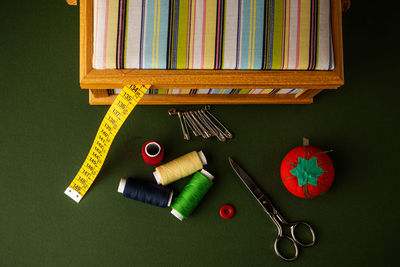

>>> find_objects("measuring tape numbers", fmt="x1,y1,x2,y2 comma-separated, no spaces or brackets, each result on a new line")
65,84,150,203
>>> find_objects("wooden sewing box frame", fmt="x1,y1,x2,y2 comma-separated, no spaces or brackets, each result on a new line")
67,0,344,105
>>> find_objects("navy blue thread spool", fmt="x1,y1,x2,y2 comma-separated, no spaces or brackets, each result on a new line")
118,178,173,208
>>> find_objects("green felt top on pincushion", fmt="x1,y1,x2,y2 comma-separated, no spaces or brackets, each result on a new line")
290,157,325,187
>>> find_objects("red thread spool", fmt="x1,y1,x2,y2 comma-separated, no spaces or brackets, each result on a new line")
142,140,164,166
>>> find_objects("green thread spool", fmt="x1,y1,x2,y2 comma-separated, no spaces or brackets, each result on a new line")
171,170,214,221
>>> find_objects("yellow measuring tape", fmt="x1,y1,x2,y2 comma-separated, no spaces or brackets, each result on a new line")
65,84,150,203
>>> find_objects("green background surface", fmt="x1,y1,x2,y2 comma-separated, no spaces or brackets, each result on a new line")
0,1,399,266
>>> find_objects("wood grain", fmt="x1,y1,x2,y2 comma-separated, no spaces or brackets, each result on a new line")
89,90,315,105
81,0,344,105
66,0,78,5
81,69,343,90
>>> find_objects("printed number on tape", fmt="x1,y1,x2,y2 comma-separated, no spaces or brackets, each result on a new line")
65,85,150,203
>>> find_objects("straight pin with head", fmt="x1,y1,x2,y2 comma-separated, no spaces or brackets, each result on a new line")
311,149,334,156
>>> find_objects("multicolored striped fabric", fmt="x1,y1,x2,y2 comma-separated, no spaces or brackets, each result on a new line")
93,0,334,70
111,88,302,94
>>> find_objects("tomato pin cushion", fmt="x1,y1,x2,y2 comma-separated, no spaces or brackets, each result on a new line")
280,146,334,198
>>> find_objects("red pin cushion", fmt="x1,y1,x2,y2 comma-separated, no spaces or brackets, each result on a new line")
280,146,334,198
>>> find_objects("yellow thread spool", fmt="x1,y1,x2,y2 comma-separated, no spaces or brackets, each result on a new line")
153,151,207,185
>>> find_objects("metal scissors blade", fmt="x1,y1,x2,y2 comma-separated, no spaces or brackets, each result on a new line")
228,157,273,212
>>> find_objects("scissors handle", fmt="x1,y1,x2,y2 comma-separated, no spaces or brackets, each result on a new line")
274,235,299,262
290,221,316,247
273,221,316,261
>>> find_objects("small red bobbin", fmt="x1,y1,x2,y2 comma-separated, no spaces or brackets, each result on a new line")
141,140,164,166
219,204,235,219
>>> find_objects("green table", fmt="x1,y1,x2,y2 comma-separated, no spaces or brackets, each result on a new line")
0,1,398,266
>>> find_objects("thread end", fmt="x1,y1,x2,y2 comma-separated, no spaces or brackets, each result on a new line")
144,141,161,157
171,209,184,221
118,178,127,193
153,171,162,184
200,169,214,181
197,150,207,165
167,191,174,207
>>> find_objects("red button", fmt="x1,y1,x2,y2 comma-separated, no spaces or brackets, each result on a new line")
220,204,235,219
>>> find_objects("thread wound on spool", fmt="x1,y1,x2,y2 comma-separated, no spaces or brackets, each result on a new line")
154,151,206,185
118,178,173,208
171,171,214,220
142,140,164,166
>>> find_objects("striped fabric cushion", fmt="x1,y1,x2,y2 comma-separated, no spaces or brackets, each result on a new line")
93,0,334,70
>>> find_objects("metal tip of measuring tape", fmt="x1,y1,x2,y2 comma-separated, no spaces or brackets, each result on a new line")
64,188,82,203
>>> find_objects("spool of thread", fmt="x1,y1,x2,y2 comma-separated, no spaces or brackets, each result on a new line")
142,140,164,166
170,170,214,221
153,151,207,185
118,178,173,208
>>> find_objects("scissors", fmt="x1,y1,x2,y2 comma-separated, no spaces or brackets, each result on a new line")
229,157,316,261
